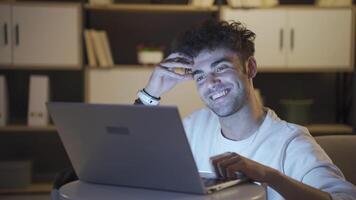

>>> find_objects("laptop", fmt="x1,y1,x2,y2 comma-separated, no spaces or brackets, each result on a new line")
47,102,247,194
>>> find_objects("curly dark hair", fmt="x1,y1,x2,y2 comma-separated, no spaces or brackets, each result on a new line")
171,19,256,65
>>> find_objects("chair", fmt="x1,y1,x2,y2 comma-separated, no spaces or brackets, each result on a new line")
51,167,77,200
315,135,356,185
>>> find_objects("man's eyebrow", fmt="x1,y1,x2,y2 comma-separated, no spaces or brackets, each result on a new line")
192,70,204,77
211,58,231,68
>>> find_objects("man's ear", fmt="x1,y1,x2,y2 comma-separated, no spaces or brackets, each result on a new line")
245,56,257,79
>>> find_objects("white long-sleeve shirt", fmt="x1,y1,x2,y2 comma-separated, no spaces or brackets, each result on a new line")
183,108,356,200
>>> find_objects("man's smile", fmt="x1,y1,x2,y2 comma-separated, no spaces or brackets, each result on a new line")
209,88,231,101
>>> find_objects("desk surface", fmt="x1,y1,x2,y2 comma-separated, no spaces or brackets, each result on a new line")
59,180,266,200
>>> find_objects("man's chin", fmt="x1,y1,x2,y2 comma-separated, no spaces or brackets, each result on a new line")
209,105,237,117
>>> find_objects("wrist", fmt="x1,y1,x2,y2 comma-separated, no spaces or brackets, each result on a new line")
137,89,160,106
144,86,161,99
264,168,283,187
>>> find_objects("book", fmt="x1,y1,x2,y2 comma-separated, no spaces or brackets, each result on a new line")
84,29,98,67
98,30,114,66
90,30,110,68
0,76,8,126
28,75,50,126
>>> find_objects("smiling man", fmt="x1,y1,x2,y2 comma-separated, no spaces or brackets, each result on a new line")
136,20,356,200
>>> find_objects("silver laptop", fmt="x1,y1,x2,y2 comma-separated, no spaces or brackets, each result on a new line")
47,102,247,194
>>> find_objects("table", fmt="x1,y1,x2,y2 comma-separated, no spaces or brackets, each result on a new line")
59,180,266,200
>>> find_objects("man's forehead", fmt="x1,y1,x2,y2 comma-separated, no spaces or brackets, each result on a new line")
192,48,241,69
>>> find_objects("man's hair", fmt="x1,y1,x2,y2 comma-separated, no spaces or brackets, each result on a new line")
171,19,256,64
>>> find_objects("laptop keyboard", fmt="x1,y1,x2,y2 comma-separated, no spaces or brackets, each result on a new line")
202,177,226,187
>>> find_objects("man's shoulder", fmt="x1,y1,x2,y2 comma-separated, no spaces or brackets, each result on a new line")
263,108,310,140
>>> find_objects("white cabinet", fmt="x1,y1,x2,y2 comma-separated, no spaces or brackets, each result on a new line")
0,3,82,68
0,4,12,65
220,8,353,70
221,9,288,67
287,9,352,68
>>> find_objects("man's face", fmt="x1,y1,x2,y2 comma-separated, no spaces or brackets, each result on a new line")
192,48,249,117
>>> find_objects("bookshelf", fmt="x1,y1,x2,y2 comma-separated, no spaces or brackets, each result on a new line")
0,2,82,193
0,182,52,194
0,125,56,132
84,3,219,12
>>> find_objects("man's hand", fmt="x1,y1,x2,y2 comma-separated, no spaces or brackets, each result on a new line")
211,152,332,200
144,52,194,98
210,152,276,182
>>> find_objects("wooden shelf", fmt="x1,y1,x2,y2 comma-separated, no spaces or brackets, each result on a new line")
0,182,52,194
307,124,353,135
0,66,82,71
0,125,57,132
84,3,218,12
85,65,355,73
258,67,354,73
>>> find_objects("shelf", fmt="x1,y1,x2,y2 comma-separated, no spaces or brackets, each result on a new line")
307,124,353,135
85,65,355,73
0,125,57,132
0,66,82,71
84,3,218,12
0,182,52,194
86,64,153,69
258,67,354,73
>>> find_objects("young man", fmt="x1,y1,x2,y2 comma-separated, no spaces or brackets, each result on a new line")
136,20,356,200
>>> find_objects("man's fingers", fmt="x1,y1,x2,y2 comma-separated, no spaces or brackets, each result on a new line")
163,52,194,65
159,52,194,70
226,165,242,180
159,62,193,70
157,65,191,80
219,155,241,179
210,152,236,178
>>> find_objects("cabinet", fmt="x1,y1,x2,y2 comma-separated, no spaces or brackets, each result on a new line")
0,2,83,195
0,3,82,68
220,7,354,70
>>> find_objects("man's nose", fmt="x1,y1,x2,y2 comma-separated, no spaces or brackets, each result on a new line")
206,73,221,88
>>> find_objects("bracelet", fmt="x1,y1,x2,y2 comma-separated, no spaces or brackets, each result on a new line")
137,90,160,106
142,88,161,100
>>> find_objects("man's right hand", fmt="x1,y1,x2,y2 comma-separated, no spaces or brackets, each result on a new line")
144,52,194,98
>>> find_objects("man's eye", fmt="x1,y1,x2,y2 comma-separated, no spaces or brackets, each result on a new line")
196,75,205,82
216,65,229,72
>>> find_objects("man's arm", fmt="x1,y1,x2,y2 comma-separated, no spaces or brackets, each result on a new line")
143,52,193,99
212,153,332,200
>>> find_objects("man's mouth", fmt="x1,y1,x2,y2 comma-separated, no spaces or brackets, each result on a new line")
209,88,231,101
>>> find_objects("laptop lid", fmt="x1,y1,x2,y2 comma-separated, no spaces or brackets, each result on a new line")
47,102,206,194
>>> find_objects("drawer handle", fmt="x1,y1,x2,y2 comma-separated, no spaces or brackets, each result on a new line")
3,23,8,45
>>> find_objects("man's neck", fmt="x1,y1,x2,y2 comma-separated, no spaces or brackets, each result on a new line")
218,98,265,141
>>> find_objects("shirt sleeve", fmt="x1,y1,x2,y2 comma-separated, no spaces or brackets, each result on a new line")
283,132,356,199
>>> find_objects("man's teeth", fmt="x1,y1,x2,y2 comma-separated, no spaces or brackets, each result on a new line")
211,90,228,100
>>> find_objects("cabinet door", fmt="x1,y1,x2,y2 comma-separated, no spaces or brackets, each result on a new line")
287,9,352,68
0,4,12,65
12,4,81,67
220,8,288,68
